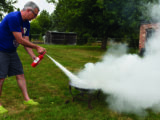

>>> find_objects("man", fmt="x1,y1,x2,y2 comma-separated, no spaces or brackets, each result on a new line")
0,1,46,114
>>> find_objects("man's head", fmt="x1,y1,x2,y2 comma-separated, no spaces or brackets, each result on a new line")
21,1,40,21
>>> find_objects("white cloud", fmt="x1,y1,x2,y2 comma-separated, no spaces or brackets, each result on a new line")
14,0,56,14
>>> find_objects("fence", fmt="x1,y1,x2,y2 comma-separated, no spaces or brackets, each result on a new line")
29,33,138,48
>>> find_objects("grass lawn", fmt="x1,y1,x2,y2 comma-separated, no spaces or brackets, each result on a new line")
0,45,159,120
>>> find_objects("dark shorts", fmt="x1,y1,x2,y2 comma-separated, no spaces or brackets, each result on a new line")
0,51,24,78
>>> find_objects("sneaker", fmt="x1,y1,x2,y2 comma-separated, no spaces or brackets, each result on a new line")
24,99,39,106
0,106,8,114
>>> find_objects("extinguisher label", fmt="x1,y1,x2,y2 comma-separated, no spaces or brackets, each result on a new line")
34,57,40,63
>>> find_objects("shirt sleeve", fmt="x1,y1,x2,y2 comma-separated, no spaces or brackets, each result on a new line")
7,15,21,32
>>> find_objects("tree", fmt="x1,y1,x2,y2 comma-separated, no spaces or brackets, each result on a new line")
49,0,159,49
46,0,56,3
49,13,57,31
30,19,42,34
0,0,17,20
36,10,51,35
30,10,52,36
52,0,100,44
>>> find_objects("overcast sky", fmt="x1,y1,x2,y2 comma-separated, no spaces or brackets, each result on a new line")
14,0,56,14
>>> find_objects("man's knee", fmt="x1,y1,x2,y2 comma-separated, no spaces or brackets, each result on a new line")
0,78,5,85
16,74,25,80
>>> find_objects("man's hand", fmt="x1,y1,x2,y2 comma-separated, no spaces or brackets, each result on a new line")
36,46,46,54
32,56,37,60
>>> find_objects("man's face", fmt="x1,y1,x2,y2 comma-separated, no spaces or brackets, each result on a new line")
27,8,39,21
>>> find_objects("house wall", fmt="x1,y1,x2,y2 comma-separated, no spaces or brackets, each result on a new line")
139,24,159,52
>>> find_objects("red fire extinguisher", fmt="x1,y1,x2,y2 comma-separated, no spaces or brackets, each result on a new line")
31,52,46,67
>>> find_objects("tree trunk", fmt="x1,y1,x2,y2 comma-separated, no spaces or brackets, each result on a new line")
101,38,107,50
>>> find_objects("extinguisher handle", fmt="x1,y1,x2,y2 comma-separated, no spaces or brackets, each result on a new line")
41,51,46,56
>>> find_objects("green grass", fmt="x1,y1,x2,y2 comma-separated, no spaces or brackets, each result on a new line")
0,45,159,120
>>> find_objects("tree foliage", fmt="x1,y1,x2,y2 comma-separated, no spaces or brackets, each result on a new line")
0,0,17,20
46,0,56,3
36,10,51,35
30,19,42,34
30,10,51,35
42,0,159,48
49,0,159,48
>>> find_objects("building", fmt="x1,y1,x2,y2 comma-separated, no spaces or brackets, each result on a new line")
45,31,77,45
139,23,159,56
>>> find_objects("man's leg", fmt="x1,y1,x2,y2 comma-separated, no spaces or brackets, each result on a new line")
0,51,10,113
16,74,39,105
0,78,8,114
0,78,5,105
16,74,30,101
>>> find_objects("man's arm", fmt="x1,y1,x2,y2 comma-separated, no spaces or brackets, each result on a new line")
12,32,46,54
23,36,37,60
